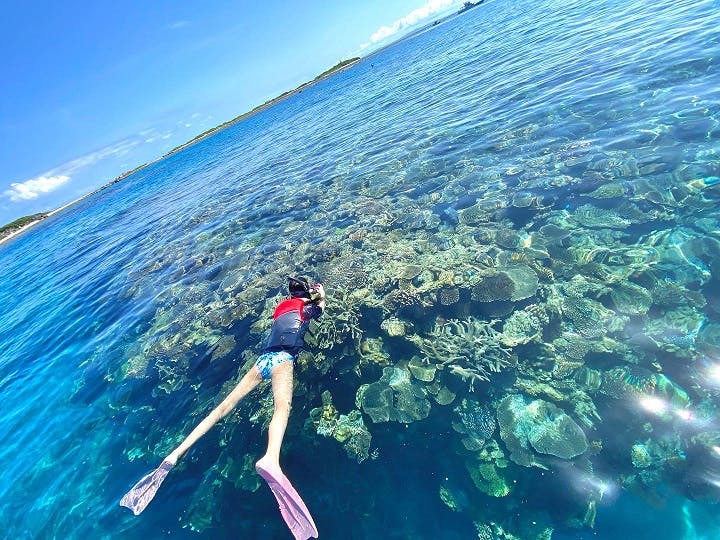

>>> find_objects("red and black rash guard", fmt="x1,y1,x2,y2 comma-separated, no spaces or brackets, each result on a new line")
264,297,323,356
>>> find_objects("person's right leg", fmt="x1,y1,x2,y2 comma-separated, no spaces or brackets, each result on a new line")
165,366,263,465
256,359,294,471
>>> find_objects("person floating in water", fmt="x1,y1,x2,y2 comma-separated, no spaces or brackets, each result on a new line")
121,276,325,539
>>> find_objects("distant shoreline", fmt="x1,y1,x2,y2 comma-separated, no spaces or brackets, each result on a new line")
160,57,361,159
0,192,96,246
0,57,361,247
0,217,45,246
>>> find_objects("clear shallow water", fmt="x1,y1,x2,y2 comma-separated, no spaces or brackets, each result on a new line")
2,0,720,538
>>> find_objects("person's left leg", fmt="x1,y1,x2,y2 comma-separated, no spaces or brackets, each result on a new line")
256,359,294,471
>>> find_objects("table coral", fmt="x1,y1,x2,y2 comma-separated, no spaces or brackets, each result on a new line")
497,394,588,467
356,366,430,424
471,272,516,302
453,398,496,450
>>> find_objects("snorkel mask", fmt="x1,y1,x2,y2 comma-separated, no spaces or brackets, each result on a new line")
288,276,311,298
288,276,322,301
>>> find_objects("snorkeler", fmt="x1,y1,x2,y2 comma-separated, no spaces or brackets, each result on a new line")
120,276,325,539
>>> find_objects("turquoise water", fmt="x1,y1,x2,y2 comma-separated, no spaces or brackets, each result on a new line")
2,0,720,538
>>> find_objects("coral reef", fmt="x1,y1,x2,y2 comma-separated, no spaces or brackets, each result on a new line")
505,265,540,301
308,391,372,463
470,272,515,302
453,399,496,450
358,337,391,367
410,317,516,389
407,356,436,382
609,281,653,315
305,289,363,349
356,366,431,424
501,307,545,347
497,395,588,467
380,316,408,337
467,460,511,497
561,295,625,338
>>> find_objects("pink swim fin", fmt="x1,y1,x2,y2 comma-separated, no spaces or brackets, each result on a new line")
256,463,319,539
120,460,174,515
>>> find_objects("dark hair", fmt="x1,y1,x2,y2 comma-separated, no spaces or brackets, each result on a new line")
288,276,311,298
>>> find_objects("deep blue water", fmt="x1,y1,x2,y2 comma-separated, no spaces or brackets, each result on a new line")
2,0,720,538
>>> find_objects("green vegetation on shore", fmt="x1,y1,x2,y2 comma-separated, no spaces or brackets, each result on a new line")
0,213,48,240
313,57,359,81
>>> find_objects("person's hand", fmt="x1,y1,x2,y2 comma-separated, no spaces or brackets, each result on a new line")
311,282,325,301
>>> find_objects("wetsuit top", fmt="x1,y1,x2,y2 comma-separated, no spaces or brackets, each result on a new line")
264,297,323,357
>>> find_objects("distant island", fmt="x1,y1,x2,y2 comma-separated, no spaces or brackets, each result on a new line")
0,213,48,241
458,1,483,13
161,57,361,158
0,57,361,243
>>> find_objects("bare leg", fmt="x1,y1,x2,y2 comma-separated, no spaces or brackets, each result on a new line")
256,360,294,471
165,366,263,465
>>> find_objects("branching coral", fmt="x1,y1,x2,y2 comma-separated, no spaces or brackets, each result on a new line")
305,289,362,349
410,317,516,389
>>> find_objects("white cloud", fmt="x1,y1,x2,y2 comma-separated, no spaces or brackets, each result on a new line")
2,137,143,204
169,20,190,30
4,175,70,202
58,138,142,175
362,0,461,48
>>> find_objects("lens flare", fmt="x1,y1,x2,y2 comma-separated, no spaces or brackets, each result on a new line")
595,480,616,501
639,396,667,415
708,364,720,385
566,469,618,502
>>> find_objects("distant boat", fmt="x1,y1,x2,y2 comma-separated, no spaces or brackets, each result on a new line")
458,1,483,13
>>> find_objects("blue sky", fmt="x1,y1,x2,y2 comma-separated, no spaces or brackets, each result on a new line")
0,0,464,224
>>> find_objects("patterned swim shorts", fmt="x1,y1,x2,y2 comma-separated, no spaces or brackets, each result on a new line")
254,351,294,379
